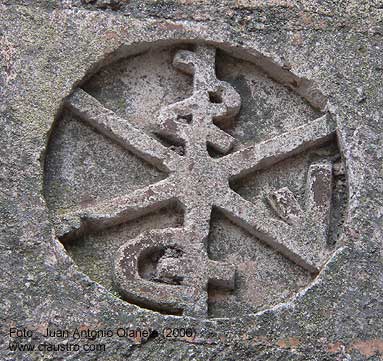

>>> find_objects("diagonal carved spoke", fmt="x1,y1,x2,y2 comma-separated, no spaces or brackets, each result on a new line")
65,89,183,172
219,114,336,179
57,177,178,240
215,189,320,273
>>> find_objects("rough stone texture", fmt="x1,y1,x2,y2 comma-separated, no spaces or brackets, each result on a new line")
0,1,382,360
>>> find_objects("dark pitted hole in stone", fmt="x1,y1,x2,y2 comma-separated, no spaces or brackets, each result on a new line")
148,330,159,339
208,91,223,104
207,143,225,158
168,145,185,156
138,246,185,285
153,133,185,156
177,114,193,124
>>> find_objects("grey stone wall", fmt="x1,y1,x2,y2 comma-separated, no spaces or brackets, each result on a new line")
0,1,382,360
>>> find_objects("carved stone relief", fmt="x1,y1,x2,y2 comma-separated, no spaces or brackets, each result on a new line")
44,43,347,318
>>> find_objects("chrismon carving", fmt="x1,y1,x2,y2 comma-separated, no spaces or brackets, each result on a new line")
44,44,347,318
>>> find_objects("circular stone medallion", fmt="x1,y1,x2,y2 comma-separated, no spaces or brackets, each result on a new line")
44,43,347,318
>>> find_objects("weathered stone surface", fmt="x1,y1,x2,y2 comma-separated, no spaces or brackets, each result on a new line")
0,1,382,360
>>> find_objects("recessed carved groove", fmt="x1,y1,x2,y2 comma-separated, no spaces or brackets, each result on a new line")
138,246,185,285
152,133,186,156
216,47,328,111
58,195,182,243
208,91,223,104
177,114,193,124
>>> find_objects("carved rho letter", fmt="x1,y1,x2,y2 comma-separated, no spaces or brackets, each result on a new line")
112,45,242,317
